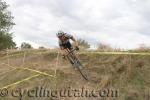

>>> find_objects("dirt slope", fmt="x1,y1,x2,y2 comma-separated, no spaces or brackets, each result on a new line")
0,49,150,100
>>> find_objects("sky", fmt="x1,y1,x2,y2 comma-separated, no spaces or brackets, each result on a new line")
4,0,150,49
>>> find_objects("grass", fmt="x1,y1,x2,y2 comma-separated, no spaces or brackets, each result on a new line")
0,49,150,100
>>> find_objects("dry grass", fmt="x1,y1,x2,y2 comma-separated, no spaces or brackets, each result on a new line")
0,49,150,100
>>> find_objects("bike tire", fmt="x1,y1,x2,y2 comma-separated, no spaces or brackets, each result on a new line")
71,54,89,81
76,65,88,81
66,49,89,81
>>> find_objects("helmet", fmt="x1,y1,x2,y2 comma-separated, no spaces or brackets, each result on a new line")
56,31,65,37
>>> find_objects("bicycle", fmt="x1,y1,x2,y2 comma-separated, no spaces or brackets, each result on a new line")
64,48,89,81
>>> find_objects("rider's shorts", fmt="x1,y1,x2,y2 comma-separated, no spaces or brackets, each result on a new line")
60,41,73,50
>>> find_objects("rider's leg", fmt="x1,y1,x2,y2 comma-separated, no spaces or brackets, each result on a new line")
62,44,75,66
66,42,83,69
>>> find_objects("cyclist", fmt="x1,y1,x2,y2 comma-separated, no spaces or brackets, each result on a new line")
56,30,79,57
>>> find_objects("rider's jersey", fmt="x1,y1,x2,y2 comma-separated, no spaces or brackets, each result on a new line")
59,33,73,47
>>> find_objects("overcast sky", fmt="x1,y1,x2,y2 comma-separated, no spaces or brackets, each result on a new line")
5,0,150,49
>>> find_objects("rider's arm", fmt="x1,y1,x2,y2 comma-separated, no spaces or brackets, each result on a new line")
66,33,78,47
71,37,78,47
71,37,79,50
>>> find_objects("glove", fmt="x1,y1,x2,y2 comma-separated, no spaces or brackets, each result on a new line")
75,46,79,51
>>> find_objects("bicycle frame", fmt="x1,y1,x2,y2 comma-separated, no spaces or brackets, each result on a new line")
64,48,77,65
64,48,88,81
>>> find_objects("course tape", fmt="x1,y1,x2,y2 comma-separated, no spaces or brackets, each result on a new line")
1,51,150,61
17,67,55,78
79,52,150,56
0,63,16,69
0,51,53,60
1,63,55,78
0,74,40,89
0,63,55,89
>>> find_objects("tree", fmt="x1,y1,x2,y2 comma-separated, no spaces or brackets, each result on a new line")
0,0,14,32
0,0,15,50
39,46,45,49
21,42,32,49
77,38,90,49
97,43,112,51
0,32,16,50
135,43,150,52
